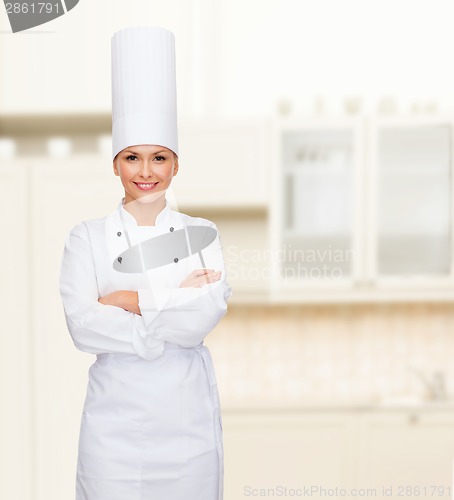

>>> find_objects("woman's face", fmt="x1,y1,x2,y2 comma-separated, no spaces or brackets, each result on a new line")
113,144,178,204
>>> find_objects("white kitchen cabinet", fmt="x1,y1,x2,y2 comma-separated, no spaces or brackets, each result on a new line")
270,117,364,292
174,118,269,208
222,412,355,498
0,1,196,114
270,115,454,302
356,409,454,497
0,159,33,500
222,408,454,500
367,117,454,289
29,155,121,500
0,5,111,113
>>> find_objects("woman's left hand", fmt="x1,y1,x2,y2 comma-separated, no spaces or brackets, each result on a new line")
98,291,141,315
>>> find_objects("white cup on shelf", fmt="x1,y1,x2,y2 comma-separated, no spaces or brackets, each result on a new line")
0,137,17,159
47,136,72,158
98,134,112,157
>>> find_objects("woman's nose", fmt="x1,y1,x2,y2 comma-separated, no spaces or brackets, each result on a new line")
139,162,155,177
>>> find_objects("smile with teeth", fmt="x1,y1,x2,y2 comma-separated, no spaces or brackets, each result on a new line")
134,182,159,190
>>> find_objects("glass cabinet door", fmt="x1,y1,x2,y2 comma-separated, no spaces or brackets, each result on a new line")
375,124,452,277
278,126,360,284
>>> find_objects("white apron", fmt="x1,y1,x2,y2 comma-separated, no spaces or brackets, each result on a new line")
59,197,232,500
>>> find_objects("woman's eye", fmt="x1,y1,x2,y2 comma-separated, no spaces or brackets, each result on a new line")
125,154,166,161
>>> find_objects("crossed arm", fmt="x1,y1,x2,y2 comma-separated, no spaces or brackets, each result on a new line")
59,221,232,361
98,268,223,314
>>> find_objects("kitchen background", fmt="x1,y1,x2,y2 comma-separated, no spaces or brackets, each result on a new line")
1,1,454,499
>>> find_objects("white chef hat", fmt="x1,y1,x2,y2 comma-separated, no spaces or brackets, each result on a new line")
111,25,179,161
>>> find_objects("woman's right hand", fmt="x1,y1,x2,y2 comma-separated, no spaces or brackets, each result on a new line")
179,269,222,288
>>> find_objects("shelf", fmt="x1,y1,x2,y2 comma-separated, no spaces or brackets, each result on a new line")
0,112,111,135
221,400,454,413
228,288,454,305
177,205,267,217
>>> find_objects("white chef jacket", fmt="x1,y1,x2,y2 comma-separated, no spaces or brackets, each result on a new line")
59,196,232,500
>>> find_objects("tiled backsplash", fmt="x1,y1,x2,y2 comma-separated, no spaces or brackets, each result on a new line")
206,303,454,408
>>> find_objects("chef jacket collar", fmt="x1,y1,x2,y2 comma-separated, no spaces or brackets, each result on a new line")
119,196,172,228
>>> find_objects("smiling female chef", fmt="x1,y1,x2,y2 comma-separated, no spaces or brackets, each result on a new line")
58,26,232,500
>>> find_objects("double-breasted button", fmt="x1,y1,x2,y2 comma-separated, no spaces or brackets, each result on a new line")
118,257,122,263
117,231,122,237
174,257,179,263
170,227,174,232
